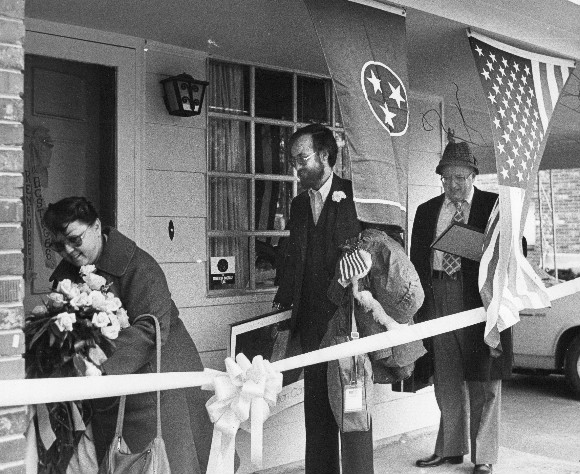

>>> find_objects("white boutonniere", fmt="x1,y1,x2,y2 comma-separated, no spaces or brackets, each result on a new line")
332,191,347,202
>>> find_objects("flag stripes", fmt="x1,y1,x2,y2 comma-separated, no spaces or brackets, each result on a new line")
339,248,371,283
468,30,575,348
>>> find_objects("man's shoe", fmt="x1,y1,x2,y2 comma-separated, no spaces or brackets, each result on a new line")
473,464,493,473
415,454,464,467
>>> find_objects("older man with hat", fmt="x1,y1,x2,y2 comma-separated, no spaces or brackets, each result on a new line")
410,137,512,474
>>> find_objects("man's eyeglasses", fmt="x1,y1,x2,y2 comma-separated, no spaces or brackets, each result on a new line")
289,151,316,168
49,226,90,252
441,174,472,185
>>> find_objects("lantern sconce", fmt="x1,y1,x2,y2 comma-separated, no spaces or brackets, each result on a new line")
160,73,209,117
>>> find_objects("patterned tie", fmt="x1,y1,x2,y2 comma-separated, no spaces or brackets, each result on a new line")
442,201,465,276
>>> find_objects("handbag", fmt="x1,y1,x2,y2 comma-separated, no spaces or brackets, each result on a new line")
98,314,171,474
326,292,373,433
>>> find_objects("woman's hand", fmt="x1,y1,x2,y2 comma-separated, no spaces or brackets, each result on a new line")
73,354,102,376
84,360,102,376
352,282,404,331
353,289,378,313
385,320,404,331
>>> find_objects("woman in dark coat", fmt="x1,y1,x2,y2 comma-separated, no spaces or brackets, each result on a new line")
44,196,213,474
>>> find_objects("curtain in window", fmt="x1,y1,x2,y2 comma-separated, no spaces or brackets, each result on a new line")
209,62,249,289
334,131,351,180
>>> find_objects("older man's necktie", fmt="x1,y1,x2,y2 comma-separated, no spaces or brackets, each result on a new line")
442,201,464,276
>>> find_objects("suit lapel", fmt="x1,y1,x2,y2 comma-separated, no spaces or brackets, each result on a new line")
321,174,344,242
467,187,486,230
430,194,446,241
295,192,310,262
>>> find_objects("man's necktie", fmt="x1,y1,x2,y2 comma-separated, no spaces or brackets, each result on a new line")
441,201,464,276
311,190,322,225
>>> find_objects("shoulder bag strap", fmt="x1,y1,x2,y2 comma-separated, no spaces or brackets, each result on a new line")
113,313,163,440
349,289,359,384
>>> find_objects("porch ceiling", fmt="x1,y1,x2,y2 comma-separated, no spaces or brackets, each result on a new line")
25,0,580,171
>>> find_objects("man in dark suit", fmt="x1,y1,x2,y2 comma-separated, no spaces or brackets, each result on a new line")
410,140,512,474
273,124,372,474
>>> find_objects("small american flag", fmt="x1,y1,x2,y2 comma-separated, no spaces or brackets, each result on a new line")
468,31,576,348
339,247,372,285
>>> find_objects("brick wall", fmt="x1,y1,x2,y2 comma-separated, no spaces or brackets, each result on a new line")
0,0,26,472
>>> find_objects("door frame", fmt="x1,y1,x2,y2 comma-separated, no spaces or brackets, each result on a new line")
23,18,145,241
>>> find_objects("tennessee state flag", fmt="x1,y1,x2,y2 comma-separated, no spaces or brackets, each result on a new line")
303,0,409,228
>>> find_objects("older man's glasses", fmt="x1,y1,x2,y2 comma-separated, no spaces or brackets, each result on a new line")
289,151,316,168
441,174,472,185
49,226,90,252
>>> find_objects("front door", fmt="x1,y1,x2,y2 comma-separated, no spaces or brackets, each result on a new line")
23,54,116,307
23,27,138,312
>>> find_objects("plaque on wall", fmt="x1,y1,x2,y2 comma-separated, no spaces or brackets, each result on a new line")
210,255,236,289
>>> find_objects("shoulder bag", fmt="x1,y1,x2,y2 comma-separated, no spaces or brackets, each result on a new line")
326,292,373,433
98,314,171,474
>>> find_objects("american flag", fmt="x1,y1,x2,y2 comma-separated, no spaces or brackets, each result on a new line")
339,248,371,284
468,31,576,348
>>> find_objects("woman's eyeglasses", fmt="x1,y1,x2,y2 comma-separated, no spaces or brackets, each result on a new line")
289,151,316,168
49,226,90,252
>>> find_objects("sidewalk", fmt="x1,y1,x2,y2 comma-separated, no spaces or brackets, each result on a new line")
263,428,580,474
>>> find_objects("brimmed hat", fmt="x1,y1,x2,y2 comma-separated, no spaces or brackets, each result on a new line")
436,133,479,175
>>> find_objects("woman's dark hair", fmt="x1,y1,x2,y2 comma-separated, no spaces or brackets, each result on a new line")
43,196,99,235
289,123,339,167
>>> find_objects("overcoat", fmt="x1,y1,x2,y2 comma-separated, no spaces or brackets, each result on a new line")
410,187,513,383
324,228,427,383
50,227,213,474
273,174,362,332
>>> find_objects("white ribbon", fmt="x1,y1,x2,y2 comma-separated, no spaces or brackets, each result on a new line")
3,279,579,472
202,353,283,474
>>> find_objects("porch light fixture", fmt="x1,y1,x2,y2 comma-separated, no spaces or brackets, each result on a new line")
160,73,209,117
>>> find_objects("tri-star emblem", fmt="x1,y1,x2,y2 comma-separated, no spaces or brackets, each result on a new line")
361,61,408,136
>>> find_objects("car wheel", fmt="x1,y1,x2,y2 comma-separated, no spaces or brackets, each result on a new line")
564,335,580,398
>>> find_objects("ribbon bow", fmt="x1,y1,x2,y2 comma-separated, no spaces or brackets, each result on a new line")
203,353,283,473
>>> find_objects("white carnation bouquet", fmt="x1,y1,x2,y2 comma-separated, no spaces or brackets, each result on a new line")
25,264,130,378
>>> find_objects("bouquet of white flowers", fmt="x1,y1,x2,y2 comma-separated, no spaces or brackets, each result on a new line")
25,265,131,473
25,264,130,379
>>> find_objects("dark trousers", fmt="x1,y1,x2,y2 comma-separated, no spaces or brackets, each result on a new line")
303,358,374,474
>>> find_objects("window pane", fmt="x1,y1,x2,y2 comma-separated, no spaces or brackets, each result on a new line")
209,177,250,230
297,76,331,124
208,61,249,115
255,236,277,289
255,180,292,233
255,68,293,120
209,118,250,172
255,124,294,176
209,237,249,290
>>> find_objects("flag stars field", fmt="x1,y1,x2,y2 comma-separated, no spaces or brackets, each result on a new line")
472,40,544,188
